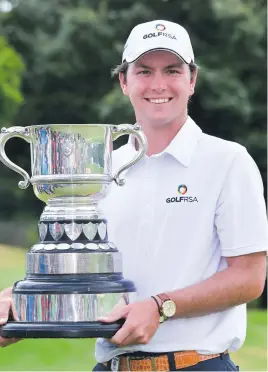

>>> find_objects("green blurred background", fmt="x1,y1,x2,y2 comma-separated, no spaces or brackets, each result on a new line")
0,0,267,370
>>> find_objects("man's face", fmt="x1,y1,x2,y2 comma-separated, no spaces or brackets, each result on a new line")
119,50,197,129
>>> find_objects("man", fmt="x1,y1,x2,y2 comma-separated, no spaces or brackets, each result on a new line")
0,20,267,371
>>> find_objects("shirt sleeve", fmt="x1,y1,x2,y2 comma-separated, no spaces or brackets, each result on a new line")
215,146,268,257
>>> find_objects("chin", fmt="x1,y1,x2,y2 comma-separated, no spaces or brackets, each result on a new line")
148,118,174,128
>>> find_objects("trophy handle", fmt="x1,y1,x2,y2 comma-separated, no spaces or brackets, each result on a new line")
0,126,31,189
112,124,147,186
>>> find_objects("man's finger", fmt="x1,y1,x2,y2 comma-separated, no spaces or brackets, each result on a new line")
109,319,134,345
0,337,9,347
0,288,12,299
0,337,20,347
98,304,129,323
0,298,11,324
0,290,18,322
117,333,138,347
0,317,8,326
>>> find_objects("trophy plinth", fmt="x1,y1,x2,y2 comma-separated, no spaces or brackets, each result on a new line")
0,124,147,338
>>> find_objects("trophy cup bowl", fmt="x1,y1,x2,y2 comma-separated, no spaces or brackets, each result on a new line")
0,124,147,338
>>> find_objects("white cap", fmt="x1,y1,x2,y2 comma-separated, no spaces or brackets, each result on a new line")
122,20,194,64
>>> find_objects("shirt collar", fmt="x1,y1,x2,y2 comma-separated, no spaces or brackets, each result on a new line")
128,116,202,167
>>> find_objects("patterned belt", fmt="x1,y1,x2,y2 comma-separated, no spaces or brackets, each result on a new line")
104,350,228,371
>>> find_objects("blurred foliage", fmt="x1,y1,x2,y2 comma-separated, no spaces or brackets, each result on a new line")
0,0,266,217
0,35,24,125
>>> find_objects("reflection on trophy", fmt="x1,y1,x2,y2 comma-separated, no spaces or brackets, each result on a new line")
0,124,147,338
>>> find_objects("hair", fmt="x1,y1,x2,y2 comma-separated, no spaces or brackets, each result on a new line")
111,60,198,82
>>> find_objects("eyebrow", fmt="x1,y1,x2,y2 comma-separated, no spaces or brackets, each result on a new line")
134,63,153,69
134,62,184,70
165,63,184,69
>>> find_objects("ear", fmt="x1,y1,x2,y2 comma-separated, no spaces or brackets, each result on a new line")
189,67,198,96
119,72,128,96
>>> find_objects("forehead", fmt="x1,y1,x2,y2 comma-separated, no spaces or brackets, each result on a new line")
132,50,185,68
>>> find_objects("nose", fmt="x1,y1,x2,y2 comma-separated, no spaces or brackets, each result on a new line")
150,71,167,93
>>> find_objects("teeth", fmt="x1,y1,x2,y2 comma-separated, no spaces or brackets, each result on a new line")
148,98,170,104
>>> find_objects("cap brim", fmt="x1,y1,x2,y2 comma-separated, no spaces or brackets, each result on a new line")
124,47,191,64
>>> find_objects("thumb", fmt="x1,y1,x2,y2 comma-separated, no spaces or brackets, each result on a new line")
98,304,129,323
0,287,12,299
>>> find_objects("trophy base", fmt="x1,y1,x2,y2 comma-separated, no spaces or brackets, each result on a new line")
1,319,124,339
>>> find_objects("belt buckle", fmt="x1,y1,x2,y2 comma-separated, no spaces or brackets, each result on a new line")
117,356,131,372
111,356,120,372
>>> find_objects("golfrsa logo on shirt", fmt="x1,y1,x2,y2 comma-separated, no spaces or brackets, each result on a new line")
166,184,198,203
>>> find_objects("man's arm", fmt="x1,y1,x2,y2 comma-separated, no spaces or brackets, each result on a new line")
165,251,266,317
99,251,266,346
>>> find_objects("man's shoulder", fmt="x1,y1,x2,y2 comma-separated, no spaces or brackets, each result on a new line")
196,132,259,179
199,132,248,161
201,132,245,153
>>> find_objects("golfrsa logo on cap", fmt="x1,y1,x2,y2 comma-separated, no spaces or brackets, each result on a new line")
155,24,166,32
143,23,176,41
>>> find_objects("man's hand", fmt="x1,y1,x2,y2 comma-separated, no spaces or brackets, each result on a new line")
0,287,20,347
98,298,160,346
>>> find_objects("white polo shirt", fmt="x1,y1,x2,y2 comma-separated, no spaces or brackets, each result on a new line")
95,116,268,362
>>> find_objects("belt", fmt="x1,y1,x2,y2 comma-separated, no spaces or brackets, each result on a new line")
103,350,228,371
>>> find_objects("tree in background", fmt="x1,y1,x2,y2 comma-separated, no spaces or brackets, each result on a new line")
0,35,24,126
0,34,25,220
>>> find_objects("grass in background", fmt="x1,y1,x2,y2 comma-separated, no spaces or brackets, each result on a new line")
0,245,267,371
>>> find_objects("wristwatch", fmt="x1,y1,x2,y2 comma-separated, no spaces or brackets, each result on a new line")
156,293,176,323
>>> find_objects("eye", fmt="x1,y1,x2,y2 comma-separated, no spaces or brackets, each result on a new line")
167,69,180,75
137,70,151,75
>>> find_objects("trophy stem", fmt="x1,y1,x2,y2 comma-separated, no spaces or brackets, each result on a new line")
41,197,104,221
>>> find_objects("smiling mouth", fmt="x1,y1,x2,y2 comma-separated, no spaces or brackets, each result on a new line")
144,98,173,104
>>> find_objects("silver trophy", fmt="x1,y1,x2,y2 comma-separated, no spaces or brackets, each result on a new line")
0,124,147,338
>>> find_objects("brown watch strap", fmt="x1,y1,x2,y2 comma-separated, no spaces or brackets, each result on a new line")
151,296,161,315
156,293,171,305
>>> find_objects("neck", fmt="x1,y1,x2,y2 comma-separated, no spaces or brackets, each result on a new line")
137,115,188,156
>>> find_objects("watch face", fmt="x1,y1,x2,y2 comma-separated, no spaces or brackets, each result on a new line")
162,300,176,317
